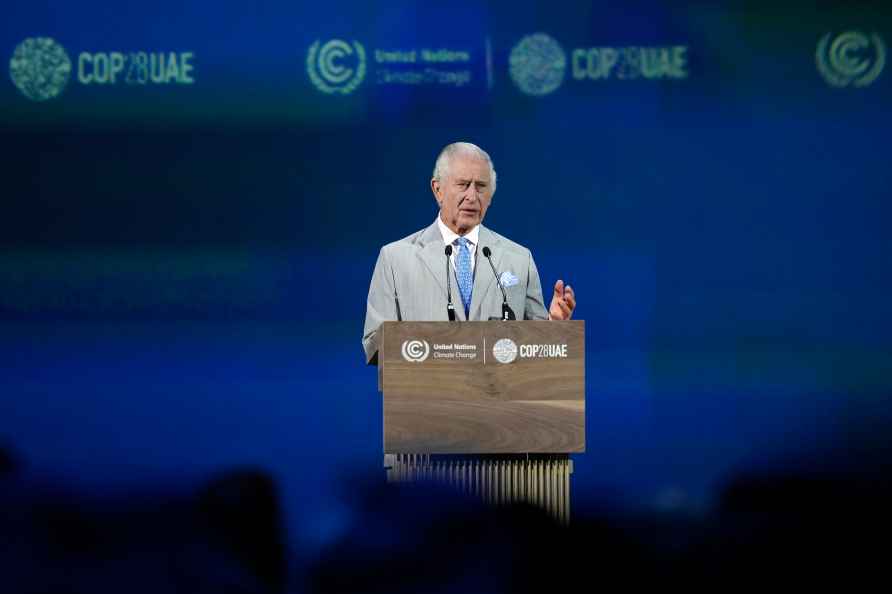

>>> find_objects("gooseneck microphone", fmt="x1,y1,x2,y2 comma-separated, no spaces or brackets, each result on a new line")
390,266,402,321
445,245,457,321
482,246,516,320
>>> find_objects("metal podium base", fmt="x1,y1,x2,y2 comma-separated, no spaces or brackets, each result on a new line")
384,453,573,524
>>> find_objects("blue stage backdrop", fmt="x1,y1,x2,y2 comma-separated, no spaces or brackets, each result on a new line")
2,0,891,558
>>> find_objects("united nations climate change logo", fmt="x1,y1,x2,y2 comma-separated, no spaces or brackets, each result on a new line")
307,39,366,94
492,338,518,364
509,33,566,96
816,31,886,88
401,339,430,363
9,37,71,101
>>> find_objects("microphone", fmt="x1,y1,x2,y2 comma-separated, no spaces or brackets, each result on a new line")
390,265,402,321
445,245,457,321
482,246,516,320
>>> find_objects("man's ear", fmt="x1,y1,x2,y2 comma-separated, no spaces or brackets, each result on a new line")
431,178,441,205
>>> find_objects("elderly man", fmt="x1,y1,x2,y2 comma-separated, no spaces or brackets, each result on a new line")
362,142,576,363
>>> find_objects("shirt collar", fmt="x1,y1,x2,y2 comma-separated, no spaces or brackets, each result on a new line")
436,215,480,248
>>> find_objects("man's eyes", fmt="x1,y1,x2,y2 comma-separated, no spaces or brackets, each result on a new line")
456,181,487,189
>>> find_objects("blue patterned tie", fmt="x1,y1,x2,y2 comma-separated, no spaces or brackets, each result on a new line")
454,237,473,317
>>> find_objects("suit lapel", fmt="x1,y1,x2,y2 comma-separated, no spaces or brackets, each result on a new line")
455,263,467,321
469,226,502,320
416,222,449,305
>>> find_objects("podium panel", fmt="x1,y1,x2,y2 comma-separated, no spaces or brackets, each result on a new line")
379,321,585,454
385,453,574,524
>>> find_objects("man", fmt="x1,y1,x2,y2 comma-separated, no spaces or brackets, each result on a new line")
362,142,576,363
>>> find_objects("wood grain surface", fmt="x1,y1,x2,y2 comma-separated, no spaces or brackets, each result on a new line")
380,321,584,453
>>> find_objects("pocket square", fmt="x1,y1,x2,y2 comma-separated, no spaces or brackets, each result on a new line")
499,271,519,287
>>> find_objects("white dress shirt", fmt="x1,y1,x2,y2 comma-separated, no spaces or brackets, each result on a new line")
436,215,479,273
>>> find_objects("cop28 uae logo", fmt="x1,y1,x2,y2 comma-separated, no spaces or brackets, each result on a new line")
509,33,566,96
401,339,430,363
9,37,71,101
307,39,366,94
492,338,518,364
816,31,886,88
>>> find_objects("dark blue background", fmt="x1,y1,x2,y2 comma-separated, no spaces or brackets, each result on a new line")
2,0,891,562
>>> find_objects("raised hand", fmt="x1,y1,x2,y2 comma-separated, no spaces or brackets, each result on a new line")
548,279,576,320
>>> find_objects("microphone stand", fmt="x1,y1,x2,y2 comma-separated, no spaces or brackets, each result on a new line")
445,244,457,321
482,246,516,321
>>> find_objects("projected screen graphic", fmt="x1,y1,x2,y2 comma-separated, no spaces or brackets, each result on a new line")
1,0,890,560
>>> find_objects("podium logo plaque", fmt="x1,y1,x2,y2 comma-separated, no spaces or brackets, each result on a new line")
400,339,430,362
492,338,518,364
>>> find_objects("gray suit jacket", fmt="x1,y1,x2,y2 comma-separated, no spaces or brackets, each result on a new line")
362,221,549,363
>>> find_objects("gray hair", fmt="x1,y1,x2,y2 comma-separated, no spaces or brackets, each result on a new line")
432,142,497,193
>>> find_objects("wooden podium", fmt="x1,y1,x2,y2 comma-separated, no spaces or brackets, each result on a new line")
378,320,584,522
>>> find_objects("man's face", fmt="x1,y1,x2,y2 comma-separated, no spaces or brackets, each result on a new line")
431,155,493,235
